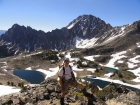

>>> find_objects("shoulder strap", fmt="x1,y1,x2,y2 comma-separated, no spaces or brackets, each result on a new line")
62,65,72,76
69,65,72,70
63,66,65,75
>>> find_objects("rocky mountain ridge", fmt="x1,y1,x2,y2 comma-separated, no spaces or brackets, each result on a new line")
0,15,140,58
0,78,139,105
0,30,6,35
0,15,112,56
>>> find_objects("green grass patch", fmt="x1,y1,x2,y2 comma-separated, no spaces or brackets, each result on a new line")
111,70,136,80
70,91,84,98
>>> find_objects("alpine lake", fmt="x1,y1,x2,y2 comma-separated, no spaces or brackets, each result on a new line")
7,67,140,94
7,69,45,84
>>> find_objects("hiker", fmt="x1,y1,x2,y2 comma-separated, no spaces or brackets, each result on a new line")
58,57,93,105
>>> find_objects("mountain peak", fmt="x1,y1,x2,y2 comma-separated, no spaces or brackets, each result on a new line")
12,23,20,28
0,14,139,56
66,14,112,39
66,14,111,30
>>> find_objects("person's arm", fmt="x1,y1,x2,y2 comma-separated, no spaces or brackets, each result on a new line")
58,68,64,90
71,71,76,81
59,76,64,89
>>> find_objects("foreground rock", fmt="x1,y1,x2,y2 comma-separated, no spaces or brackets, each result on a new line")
0,78,139,105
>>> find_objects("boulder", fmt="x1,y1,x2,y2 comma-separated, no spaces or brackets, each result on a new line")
116,91,140,105
46,84,55,93
43,93,50,100
88,82,99,93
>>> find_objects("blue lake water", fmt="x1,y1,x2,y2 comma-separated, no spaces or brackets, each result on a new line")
12,68,140,95
6,68,12,71
85,77,140,95
105,67,118,73
13,70,45,84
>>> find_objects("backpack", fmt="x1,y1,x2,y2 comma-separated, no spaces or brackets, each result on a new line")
62,65,72,75
58,65,72,82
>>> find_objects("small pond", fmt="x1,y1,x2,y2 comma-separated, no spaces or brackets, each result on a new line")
13,70,45,84
83,77,140,95
105,67,118,73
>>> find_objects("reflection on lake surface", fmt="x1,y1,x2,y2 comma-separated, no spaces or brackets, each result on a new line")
13,70,45,84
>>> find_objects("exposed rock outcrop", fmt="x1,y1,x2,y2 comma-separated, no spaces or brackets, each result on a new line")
0,15,112,56
0,78,139,105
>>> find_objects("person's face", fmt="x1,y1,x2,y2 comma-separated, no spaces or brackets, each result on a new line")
64,60,69,66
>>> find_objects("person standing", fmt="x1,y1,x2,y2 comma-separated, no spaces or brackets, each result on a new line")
58,57,94,105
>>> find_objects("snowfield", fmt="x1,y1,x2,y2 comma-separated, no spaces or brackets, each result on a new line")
75,36,98,48
25,67,32,70
0,85,20,97
36,51,140,89
0,50,140,97
105,51,127,69
37,67,59,79
87,68,96,73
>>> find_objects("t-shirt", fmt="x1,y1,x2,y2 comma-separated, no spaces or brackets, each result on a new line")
59,66,72,80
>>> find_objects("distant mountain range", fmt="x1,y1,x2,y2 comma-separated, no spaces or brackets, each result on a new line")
0,30,6,35
0,14,140,57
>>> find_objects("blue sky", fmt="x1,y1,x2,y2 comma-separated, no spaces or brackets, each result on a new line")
0,0,140,32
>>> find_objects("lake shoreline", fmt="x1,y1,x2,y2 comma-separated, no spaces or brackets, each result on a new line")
5,67,140,92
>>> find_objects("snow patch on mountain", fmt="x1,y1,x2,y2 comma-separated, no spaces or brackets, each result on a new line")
129,56,140,63
104,26,126,43
128,67,140,82
84,55,100,61
117,60,124,63
104,73,113,78
0,85,20,97
118,26,125,36
104,51,127,69
15,49,19,55
69,24,130,48
22,51,42,58
102,50,140,70
67,20,79,29
87,68,96,73
25,67,32,70
67,23,75,29
127,62,137,69
74,36,99,48
136,42,140,47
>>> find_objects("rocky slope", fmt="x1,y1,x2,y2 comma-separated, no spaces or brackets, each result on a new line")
0,78,139,105
80,20,140,55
